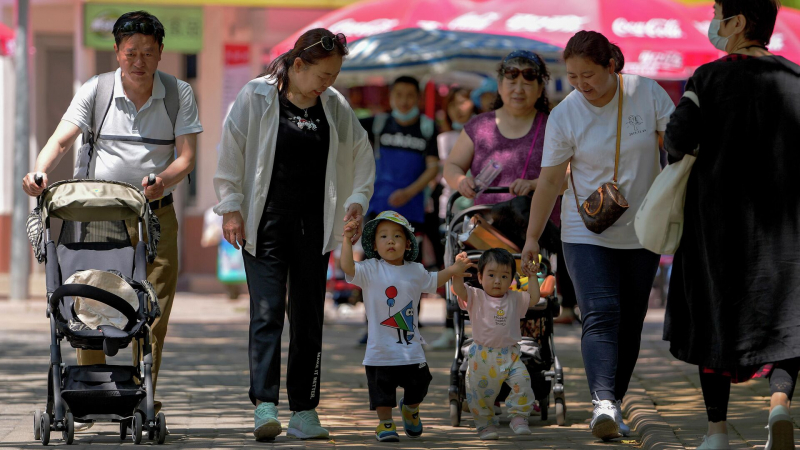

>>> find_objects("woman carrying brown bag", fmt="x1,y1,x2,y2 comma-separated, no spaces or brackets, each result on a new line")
520,31,675,441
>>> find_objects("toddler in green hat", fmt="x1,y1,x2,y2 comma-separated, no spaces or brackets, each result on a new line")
340,210,472,442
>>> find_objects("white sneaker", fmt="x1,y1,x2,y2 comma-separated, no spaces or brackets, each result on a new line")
590,400,620,441
615,400,631,436
74,420,93,432
696,433,730,449
427,328,455,349
765,405,794,450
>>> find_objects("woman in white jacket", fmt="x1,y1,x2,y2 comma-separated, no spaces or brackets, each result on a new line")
213,28,374,441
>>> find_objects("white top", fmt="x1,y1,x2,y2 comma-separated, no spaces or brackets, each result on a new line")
461,286,528,348
62,69,203,194
541,74,675,248
346,258,437,366
213,78,376,255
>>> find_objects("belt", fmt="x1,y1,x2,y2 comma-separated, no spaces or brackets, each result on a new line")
149,193,174,210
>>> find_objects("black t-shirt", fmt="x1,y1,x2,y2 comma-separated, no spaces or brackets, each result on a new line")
265,96,330,215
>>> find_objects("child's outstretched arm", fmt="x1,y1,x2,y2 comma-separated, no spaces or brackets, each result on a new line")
436,251,474,287
527,274,542,309
340,220,359,278
446,252,472,309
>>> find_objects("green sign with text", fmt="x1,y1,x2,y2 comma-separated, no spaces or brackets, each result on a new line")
84,4,203,53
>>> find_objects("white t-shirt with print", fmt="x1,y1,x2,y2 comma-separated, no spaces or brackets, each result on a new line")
461,286,529,348
542,74,675,249
346,258,438,366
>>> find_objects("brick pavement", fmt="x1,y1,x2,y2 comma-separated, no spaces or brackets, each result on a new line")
0,295,795,449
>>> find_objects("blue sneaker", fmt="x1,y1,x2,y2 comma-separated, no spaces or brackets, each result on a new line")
253,402,281,441
375,421,399,442
399,398,423,438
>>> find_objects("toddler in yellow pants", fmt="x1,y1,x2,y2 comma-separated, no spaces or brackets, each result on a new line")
452,248,540,440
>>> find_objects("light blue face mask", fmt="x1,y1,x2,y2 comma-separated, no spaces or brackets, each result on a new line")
708,16,737,52
451,121,464,131
392,106,420,123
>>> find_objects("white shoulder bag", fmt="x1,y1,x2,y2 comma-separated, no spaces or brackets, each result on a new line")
634,91,699,255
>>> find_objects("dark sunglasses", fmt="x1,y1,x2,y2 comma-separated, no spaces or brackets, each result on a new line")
503,67,540,82
304,33,347,52
118,21,156,35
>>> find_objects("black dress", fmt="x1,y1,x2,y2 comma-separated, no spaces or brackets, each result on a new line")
663,54,800,370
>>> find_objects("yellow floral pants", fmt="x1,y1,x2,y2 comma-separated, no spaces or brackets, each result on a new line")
465,343,535,430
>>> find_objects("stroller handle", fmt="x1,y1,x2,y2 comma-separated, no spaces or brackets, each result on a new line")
34,173,44,186
49,284,139,332
445,187,511,222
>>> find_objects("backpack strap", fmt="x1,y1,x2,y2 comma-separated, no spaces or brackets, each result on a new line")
158,70,179,137
76,72,114,178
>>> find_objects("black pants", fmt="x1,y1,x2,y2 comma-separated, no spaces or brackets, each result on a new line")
700,358,800,422
243,209,330,411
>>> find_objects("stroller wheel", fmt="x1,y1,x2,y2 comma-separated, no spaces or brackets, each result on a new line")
119,420,128,440
131,411,144,445
40,412,51,446
63,412,74,445
540,395,549,421
555,399,566,426
155,413,167,445
33,410,42,440
449,400,462,427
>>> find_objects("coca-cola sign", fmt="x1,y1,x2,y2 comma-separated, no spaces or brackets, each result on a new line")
625,51,686,77
448,12,501,31
506,14,589,34
326,18,400,39
612,18,685,39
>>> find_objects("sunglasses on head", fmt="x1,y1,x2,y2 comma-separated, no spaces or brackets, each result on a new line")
503,67,540,82
303,33,347,52
118,21,156,35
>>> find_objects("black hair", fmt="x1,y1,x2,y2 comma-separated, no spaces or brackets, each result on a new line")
715,0,781,46
563,30,625,73
261,28,348,98
391,76,421,93
477,248,516,275
112,11,165,47
492,53,551,113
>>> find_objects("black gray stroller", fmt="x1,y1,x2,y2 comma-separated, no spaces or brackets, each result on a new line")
27,177,166,445
443,187,567,428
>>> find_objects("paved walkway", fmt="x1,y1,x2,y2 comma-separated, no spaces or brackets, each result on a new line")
0,294,795,449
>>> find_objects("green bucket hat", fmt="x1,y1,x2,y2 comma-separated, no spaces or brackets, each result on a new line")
362,210,419,262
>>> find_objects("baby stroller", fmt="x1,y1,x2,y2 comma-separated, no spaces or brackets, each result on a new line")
443,187,567,427
26,176,166,445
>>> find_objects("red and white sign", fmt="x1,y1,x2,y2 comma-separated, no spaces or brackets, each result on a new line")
222,43,252,120
271,0,800,80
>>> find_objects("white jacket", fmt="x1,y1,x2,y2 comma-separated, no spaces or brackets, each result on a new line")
213,78,375,256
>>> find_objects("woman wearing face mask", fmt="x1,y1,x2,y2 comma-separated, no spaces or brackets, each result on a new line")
213,28,375,441
663,1,800,449
520,31,675,441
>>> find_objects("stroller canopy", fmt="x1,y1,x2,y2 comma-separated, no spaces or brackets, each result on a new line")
41,180,149,222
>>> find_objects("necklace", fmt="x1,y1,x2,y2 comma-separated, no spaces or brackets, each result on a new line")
288,104,319,132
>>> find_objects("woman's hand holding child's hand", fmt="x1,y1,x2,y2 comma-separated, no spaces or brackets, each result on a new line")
343,220,359,240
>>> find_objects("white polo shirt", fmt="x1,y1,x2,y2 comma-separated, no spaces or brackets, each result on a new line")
62,68,203,194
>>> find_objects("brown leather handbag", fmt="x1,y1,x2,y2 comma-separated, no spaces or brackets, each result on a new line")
570,74,629,234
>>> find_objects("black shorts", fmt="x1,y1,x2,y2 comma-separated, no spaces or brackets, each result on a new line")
365,363,432,410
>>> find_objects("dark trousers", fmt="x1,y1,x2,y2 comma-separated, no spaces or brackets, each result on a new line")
563,243,660,402
243,209,330,411
700,359,800,422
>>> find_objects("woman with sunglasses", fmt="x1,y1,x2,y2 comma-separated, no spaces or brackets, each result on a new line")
520,31,675,441
443,50,574,421
213,28,375,441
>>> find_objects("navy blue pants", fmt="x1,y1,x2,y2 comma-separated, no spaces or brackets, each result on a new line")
563,243,660,402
